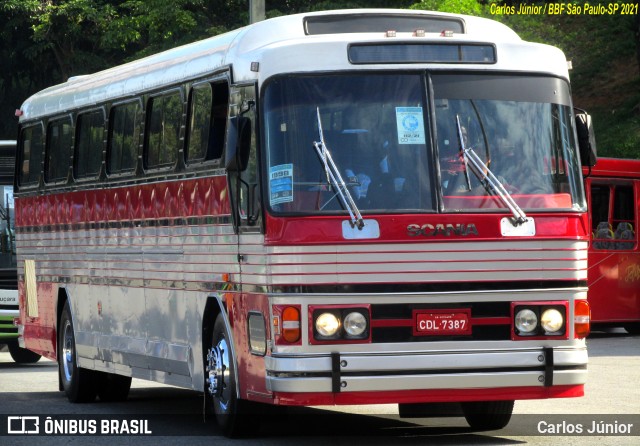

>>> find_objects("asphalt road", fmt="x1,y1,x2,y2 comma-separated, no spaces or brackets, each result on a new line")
0,328,638,445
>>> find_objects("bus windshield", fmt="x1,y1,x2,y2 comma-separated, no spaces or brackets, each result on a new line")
263,73,586,216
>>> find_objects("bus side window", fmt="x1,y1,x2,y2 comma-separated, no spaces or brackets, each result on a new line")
75,109,105,179
186,80,228,165
145,91,182,169
45,117,73,183
19,124,45,187
591,183,637,250
611,185,636,249
107,102,141,175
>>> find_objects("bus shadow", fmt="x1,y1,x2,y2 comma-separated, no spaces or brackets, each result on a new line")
0,385,525,444
250,407,524,444
588,327,634,338
0,359,56,371
120,388,523,443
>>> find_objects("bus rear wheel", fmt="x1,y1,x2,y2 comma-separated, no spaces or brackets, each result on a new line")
59,301,99,403
461,400,514,430
7,341,41,364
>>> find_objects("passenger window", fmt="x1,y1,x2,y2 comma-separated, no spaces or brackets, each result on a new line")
46,117,73,183
591,183,636,250
186,81,228,164
146,92,182,169
187,84,212,163
108,102,141,174
19,125,44,187
75,110,105,179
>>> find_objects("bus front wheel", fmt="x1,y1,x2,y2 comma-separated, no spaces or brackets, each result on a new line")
461,400,514,430
59,301,99,403
206,314,255,437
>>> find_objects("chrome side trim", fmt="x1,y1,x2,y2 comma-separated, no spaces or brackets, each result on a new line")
75,330,193,376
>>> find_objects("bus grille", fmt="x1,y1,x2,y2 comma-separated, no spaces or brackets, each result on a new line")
370,302,512,343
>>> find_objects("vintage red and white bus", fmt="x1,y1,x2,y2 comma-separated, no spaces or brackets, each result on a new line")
14,9,593,436
584,157,640,333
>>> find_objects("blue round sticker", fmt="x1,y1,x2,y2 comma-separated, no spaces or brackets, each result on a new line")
402,114,420,131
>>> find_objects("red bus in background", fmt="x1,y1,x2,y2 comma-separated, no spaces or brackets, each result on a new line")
585,157,640,333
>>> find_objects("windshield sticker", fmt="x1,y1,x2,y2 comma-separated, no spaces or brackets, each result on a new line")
396,107,426,145
270,164,294,205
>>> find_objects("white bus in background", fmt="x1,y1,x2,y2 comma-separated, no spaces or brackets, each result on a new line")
0,140,40,363
14,9,594,436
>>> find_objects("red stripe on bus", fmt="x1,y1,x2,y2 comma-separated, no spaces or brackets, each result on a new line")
14,176,230,227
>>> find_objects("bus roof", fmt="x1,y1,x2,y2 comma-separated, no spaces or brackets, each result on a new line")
17,9,570,123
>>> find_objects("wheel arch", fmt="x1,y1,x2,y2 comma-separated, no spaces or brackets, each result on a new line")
202,293,241,400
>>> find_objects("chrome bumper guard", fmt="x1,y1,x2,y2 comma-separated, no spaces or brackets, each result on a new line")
265,348,588,393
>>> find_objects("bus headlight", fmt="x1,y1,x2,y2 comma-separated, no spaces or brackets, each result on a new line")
315,312,340,337
512,302,568,339
311,306,371,343
515,309,538,334
343,311,367,337
541,308,564,333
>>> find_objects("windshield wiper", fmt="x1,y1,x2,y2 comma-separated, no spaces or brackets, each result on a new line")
456,114,528,225
313,107,365,229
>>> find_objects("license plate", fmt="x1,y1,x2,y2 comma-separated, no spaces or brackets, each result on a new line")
413,309,472,336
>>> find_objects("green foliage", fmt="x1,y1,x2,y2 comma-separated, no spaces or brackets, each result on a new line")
410,0,482,15
589,78,640,159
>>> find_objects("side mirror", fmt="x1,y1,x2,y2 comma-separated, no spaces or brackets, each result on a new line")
224,116,252,172
575,109,597,167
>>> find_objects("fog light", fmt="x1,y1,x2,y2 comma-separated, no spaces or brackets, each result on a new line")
541,308,564,333
343,311,367,337
515,309,538,334
316,312,340,337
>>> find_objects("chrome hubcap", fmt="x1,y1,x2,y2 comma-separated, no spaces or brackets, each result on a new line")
206,337,231,411
62,320,74,382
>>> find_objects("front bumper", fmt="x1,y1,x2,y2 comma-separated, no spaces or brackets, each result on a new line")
266,347,587,394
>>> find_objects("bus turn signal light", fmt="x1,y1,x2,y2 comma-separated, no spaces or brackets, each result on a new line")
282,306,301,343
574,300,591,338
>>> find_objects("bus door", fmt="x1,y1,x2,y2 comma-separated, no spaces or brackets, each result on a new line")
588,177,640,324
227,84,262,255
225,84,271,398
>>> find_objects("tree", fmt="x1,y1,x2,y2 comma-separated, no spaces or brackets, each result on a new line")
0,0,209,139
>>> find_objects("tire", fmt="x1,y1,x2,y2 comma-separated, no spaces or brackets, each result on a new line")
7,341,41,364
461,400,514,430
58,301,99,403
97,373,132,402
206,314,257,437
